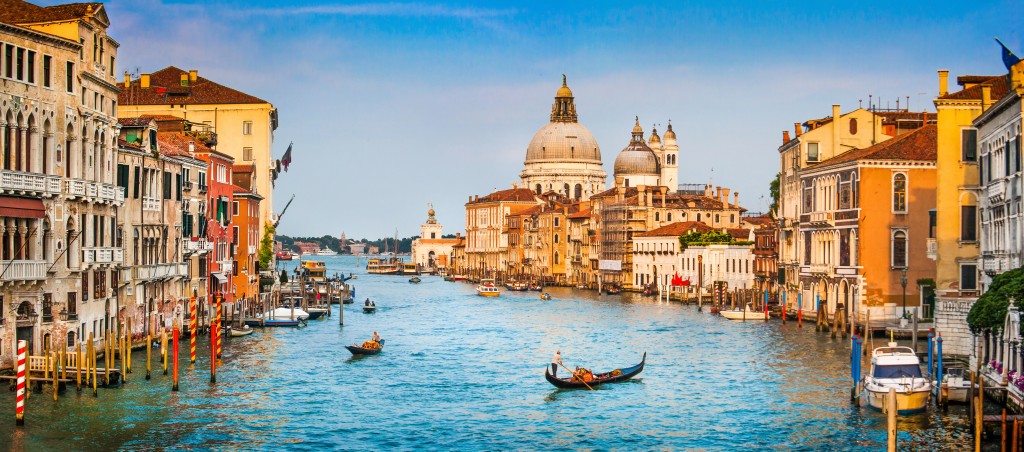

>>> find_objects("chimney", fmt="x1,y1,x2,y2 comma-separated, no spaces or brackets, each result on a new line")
783,130,791,144
938,70,949,97
188,141,195,158
141,74,151,88
721,188,730,205
189,70,198,82
981,84,992,112
733,191,739,207
832,104,841,120
638,185,647,206
794,122,802,137
832,104,840,156
124,73,130,87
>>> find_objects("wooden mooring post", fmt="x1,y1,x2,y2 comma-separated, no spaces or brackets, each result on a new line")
887,387,897,452
145,332,152,380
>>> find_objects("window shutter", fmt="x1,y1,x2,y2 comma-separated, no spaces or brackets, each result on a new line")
163,171,172,199
176,174,182,200
133,166,140,199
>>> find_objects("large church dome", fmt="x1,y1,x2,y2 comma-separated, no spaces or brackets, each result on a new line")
614,118,660,176
525,122,602,163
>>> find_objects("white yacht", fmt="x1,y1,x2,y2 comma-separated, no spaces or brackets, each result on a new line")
863,343,932,414
316,247,339,256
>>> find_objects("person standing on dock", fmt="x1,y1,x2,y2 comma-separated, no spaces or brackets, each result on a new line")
552,350,563,376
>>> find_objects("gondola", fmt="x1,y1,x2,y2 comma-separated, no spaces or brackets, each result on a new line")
604,285,622,295
345,339,385,356
409,276,422,283
544,352,645,389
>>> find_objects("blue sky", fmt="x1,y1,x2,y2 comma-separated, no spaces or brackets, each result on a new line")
63,0,1020,239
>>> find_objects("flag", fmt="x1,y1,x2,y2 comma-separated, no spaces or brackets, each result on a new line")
997,37,1021,71
281,142,293,172
156,87,167,94
671,273,683,286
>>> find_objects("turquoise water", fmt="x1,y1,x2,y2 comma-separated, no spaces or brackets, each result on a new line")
1,256,973,450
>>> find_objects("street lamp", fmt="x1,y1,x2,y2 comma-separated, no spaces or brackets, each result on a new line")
900,267,908,319
58,308,68,322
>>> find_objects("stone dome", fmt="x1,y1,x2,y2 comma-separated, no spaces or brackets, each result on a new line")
525,122,602,163
614,142,660,175
614,118,660,176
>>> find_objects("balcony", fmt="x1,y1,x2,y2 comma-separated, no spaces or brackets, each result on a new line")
135,262,187,281
63,179,124,205
248,245,257,255
184,239,214,253
198,185,208,194
183,180,193,191
220,260,234,273
143,197,161,212
809,263,834,275
1,260,47,282
0,170,61,197
82,247,124,266
988,179,1008,203
833,208,859,222
927,238,937,260
806,212,833,227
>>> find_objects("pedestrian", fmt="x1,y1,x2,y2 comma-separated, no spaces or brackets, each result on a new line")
551,350,563,376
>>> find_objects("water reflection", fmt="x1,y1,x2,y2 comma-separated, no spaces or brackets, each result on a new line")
0,256,977,450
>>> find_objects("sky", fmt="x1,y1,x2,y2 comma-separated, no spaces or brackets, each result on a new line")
53,0,1020,239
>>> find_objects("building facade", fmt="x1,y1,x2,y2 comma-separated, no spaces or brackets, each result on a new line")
410,206,458,274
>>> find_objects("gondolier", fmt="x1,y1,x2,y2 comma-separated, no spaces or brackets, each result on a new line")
552,350,563,376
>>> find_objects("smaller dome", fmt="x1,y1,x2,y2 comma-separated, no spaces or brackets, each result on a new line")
632,116,642,134
556,74,573,98
614,118,660,176
648,126,661,145
664,121,676,140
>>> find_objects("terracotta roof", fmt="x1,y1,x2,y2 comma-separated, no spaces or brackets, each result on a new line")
232,164,255,173
809,124,937,168
567,207,592,219
140,114,185,122
231,185,251,194
875,111,936,125
117,117,154,127
467,188,538,205
636,221,714,237
957,75,996,86
938,75,1009,101
726,228,751,240
591,186,638,199
742,215,774,226
119,66,269,106
0,0,101,24
156,132,210,157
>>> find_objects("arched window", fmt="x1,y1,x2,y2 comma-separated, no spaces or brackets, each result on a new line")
554,252,559,264
892,230,907,268
715,214,720,223
67,331,76,347
697,213,701,222
574,184,582,200
535,184,541,195
554,234,559,244
893,173,907,212
730,214,735,223
624,178,630,187
850,118,858,135
564,183,570,196
667,213,672,221
655,212,660,221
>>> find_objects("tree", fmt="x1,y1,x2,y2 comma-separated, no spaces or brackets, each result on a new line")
967,267,1024,334
769,173,780,218
280,269,289,284
258,222,276,270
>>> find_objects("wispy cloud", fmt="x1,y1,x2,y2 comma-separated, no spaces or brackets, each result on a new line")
242,3,516,19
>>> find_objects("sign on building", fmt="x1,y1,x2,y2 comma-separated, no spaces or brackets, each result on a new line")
599,260,622,271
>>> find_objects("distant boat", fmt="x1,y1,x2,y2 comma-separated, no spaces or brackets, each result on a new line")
477,279,500,297
276,252,293,261
719,304,765,321
260,307,310,321
230,325,254,337
346,339,384,356
409,276,422,283
306,306,328,320
316,248,338,256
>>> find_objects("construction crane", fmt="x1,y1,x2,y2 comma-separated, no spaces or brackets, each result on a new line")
274,194,295,228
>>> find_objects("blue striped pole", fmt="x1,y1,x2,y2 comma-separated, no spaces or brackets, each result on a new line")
937,334,944,388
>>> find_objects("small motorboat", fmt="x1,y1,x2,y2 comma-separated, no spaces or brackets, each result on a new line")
346,339,384,355
863,343,932,414
363,302,377,312
719,304,766,321
306,307,328,320
260,307,310,321
545,353,646,389
409,276,422,283
477,279,500,297
230,325,254,337
938,367,973,404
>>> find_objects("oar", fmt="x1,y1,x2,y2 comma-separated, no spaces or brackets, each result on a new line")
559,363,594,391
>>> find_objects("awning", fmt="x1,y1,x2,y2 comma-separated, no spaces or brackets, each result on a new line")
211,272,227,283
0,197,44,219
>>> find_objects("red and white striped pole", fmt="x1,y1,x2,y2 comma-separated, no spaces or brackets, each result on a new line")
189,294,197,364
15,340,26,426
215,293,222,359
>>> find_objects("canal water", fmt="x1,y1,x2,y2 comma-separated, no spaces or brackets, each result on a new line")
1,256,975,450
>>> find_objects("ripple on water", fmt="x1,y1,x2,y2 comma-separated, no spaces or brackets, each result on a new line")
0,256,976,450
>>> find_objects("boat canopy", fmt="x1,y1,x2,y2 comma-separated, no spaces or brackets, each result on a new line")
872,364,923,379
